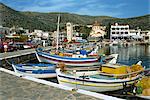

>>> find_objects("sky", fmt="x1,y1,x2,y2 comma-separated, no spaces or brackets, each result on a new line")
1,0,150,18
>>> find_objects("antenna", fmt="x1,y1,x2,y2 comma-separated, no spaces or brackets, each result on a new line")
56,14,60,52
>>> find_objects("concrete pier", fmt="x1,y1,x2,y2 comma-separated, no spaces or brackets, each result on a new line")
0,68,122,100
0,71,101,100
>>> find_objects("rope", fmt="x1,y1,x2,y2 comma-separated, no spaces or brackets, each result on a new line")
4,58,12,65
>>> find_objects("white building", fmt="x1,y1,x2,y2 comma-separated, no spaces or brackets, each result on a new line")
110,23,150,41
90,21,106,37
110,23,130,40
129,29,142,40
140,31,150,42
66,22,73,42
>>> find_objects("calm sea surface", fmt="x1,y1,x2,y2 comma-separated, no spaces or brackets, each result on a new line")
99,45,150,68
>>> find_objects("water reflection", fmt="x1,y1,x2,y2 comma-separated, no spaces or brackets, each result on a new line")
99,45,150,68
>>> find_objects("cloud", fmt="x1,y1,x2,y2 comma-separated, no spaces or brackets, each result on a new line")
21,0,76,12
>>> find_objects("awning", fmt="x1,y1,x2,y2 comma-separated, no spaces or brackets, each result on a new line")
131,35,143,39
5,35,20,38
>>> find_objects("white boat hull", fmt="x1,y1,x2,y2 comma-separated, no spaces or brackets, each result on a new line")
12,64,56,78
36,51,118,66
56,69,140,92
35,52,99,66
16,70,56,78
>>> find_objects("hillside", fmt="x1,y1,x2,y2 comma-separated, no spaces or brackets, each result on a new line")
0,3,150,31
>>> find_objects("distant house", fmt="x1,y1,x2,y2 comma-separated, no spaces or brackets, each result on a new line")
140,30,150,42
129,29,142,40
90,21,106,38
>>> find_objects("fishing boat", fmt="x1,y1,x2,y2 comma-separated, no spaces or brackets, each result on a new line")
56,61,144,92
36,51,118,66
12,63,56,78
60,45,100,57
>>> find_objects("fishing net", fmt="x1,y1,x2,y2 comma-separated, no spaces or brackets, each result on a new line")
131,64,144,72
136,77,150,95
140,77,150,89
58,62,66,72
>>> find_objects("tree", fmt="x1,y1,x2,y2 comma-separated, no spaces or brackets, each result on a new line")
105,23,111,39
79,26,91,39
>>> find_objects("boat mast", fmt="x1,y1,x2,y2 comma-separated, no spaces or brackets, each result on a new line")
56,14,60,52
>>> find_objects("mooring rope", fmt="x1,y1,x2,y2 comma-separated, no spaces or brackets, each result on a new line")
4,58,12,65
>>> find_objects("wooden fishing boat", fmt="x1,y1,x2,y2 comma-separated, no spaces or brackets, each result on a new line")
59,45,100,57
36,50,118,66
56,61,144,92
12,63,56,78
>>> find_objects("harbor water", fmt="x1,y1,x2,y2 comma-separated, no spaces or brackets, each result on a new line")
99,45,150,68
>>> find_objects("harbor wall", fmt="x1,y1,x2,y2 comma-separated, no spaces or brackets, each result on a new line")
0,46,52,70
0,53,36,70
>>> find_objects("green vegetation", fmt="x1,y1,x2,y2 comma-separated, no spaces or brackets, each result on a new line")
0,3,150,34
13,35,28,42
105,23,111,39
79,26,91,39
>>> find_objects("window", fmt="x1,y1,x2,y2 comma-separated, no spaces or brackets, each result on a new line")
121,32,124,34
117,32,119,34
112,32,115,34
125,32,128,34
